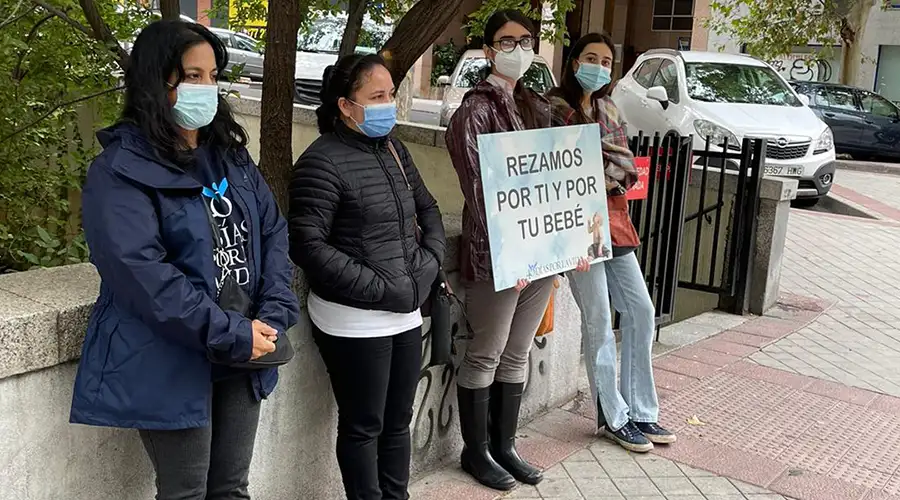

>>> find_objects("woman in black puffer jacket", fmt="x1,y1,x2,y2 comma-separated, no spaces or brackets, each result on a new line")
288,53,445,500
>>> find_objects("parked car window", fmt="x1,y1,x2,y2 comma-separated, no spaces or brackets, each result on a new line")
234,34,259,53
685,62,801,106
455,57,554,93
859,91,900,119
823,87,860,112
650,59,680,103
214,32,233,48
633,59,662,88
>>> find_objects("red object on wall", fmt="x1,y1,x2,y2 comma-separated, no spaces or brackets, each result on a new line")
627,156,651,200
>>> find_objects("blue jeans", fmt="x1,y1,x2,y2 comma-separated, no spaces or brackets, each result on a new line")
568,251,659,431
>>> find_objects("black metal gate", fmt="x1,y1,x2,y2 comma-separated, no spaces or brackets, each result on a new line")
618,133,766,335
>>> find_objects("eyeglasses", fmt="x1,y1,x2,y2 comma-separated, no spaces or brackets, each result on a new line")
492,37,535,53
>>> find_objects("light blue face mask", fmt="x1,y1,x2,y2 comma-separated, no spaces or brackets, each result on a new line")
172,83,219,130
351,101,397,138
575,62,612,93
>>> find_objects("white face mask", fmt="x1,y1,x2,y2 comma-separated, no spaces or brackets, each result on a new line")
491,46,535,81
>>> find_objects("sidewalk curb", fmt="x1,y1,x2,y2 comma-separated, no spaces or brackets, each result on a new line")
836,159,900,177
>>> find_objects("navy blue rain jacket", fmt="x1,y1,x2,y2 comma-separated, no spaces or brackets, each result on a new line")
70,123,299,430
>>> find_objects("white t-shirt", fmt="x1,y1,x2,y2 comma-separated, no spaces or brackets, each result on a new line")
307,291,423,338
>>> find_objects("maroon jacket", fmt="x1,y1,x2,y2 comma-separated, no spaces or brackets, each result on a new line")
444,81,550,282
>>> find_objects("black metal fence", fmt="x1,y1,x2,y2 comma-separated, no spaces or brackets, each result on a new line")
619,133,766,336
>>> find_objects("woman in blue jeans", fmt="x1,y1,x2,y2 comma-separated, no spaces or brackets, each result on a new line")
548,32,675,452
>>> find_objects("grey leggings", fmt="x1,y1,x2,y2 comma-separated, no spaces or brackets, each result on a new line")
457,277,555,389
139,375,261,500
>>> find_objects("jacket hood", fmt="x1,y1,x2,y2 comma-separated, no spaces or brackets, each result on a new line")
97,122,211,191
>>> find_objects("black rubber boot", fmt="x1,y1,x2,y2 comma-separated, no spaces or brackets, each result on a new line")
457,386,516,491
489,382,544,485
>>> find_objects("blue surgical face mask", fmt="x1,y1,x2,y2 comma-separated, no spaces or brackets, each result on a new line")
575,62,612,93
351,101,397,138
172,83,219,130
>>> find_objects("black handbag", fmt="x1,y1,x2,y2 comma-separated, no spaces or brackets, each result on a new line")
386,140,457,367
201,198,295,369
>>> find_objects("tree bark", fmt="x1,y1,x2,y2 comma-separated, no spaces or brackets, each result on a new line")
73,0,129,70
838,0,875,85
379,0,466,85
159,0,182,20
257,0,304,210
339,0,368,58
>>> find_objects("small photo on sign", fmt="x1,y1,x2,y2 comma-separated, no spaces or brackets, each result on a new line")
476,123,612,291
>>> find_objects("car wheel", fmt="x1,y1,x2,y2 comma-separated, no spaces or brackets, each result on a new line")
791,197,821,208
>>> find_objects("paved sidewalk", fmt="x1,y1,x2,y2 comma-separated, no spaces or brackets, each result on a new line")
752,209,900,396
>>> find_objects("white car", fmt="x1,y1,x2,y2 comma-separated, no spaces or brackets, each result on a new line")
612,49,836,204
436,49,557,127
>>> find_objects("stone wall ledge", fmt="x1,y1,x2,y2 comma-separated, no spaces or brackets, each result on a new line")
228,95,448,150
0,221,462,381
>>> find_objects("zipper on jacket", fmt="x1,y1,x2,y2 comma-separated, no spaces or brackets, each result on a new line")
375,148,419,309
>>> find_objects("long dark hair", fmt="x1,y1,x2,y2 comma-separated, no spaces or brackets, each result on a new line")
317,53,387,134
483,9,542,130
551,32,616,124
122,20,247,166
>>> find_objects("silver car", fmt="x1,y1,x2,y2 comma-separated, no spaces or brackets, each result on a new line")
436,49,557,126
209,28,265,81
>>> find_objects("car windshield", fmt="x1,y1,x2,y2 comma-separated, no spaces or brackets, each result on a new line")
455,57,554,93
685,62,801,106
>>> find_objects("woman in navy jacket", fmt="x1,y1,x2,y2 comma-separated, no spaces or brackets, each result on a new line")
70,20,298,499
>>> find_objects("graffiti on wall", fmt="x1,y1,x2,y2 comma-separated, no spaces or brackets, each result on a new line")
769,55,838,83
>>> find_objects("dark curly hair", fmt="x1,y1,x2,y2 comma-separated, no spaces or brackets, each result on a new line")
316,53,388,134
121,20,247,166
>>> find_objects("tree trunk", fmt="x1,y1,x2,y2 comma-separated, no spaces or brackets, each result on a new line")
257,0,303,209
159,0,181,19
838,0,875,85
379,0,466,86
339,0,368,58
76,0,129,70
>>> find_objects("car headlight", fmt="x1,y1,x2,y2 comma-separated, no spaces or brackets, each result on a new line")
814,127,834,154
694,120,740,150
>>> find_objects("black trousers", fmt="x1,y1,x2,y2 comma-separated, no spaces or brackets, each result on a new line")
313,324,423,500
139,375,260,500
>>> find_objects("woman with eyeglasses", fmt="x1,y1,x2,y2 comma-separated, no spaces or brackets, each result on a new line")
546,32,676,453
289,53,445,500
445,8,580,491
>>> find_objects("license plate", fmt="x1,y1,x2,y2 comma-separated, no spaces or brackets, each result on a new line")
764,166,803,176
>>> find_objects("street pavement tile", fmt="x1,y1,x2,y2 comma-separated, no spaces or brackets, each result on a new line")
689,476,743,496
599,456,648,479
535,476,581,498
562,449,598,463
769,468,870,500
634,456,685,477
514,430,585,469
650,476,702,496
562,460,606,479
524,409,597,447
669,345,742,368
504,485,541,498
571,476,620,497
677,464,717,477
715,331,773,348
695,445,788,487
653,355,721,379
694,337,761,358
732,479,777,494
610,477,662,497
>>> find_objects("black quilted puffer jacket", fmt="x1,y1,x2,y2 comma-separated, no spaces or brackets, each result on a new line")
288,122,446,313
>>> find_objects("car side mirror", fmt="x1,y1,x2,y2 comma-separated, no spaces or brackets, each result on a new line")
437,75,451,87
646,86,669,110
797,94,810,106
